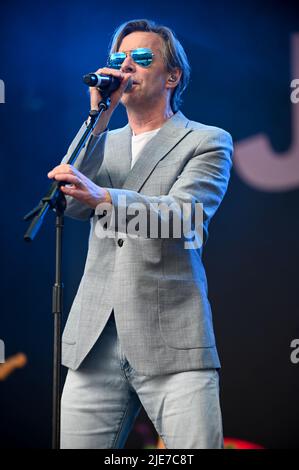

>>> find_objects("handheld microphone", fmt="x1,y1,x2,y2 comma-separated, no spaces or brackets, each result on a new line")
83,73,132,93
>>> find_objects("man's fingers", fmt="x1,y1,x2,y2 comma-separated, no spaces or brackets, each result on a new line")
48,163,74,178
50,173,83,186
48,164,75,178
95,67,124,79
60,185,79,196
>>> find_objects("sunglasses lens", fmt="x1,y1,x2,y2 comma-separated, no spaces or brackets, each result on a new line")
108,52,126,69
108,48,153,69
131,48,153,67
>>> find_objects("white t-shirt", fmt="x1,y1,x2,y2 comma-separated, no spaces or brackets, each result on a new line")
131,128,161,168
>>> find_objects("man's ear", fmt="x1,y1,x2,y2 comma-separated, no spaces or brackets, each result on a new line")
166,69,182,89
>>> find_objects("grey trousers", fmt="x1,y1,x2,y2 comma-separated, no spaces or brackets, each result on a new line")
61,313,223,449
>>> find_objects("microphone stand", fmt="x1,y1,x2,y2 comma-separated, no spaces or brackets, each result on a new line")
23,93,111,450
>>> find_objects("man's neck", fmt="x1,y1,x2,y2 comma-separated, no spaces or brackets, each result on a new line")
127,103,174,136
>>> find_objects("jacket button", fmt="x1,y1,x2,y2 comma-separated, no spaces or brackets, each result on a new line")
117,239,124,247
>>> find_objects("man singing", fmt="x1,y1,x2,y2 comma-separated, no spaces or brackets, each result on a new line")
48,19,233,449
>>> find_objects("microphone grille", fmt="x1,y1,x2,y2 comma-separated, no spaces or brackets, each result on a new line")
83,74,96,86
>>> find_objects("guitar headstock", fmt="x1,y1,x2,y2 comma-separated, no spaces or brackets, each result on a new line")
0,353,27,381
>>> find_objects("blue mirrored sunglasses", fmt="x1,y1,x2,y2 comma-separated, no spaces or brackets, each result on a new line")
107,48,154,69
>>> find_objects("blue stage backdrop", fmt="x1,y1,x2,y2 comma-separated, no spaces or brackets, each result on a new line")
0,0,298,449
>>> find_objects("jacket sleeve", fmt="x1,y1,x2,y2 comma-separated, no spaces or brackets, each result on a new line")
96,128,233,245
61,121,108,220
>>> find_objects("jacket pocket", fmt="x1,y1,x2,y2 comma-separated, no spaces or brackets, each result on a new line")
158,278,215,349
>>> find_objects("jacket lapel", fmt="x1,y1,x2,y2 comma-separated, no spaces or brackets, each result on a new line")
104,111,192,192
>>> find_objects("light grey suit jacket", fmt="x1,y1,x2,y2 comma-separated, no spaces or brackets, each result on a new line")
61,111,233,375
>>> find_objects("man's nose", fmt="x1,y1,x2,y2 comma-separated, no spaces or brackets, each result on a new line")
120,55,135,73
